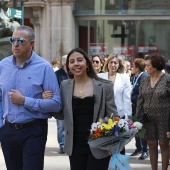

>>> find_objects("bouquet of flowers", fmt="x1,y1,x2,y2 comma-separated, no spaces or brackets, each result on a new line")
88,114,143,170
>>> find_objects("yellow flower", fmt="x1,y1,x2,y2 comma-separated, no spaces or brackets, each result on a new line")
102,119,118,130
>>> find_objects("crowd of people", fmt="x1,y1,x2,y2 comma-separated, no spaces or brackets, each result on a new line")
50,52,170,170
95,53,170,168
0,25,170,170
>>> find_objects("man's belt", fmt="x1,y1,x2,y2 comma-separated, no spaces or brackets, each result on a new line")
5,119,47,129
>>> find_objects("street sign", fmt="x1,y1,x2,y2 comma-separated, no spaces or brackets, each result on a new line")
7,8,22,19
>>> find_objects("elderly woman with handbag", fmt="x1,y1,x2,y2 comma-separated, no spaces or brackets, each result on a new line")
136,54,170,170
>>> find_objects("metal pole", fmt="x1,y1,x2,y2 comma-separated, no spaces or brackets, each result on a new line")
21,1,24,25
13,0,17,8
13,0,17,21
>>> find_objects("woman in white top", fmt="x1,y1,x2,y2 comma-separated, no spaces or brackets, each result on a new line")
98,53,132,120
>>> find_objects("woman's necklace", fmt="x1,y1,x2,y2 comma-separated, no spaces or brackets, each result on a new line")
79,79,89,93
150,73,162,86
109,73,116,83
151,78,158,86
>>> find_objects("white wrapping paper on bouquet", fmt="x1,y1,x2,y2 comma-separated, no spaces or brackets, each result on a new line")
88,128,137,170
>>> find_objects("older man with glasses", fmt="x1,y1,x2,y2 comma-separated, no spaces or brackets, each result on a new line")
0,25,61,170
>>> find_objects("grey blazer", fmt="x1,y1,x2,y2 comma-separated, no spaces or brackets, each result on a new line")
58,78,118,159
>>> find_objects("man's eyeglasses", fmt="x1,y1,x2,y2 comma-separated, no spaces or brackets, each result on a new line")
93,60,99,64
9,38,26,45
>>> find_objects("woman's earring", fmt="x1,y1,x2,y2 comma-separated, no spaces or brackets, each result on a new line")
87,68,89,72
69,70,72,75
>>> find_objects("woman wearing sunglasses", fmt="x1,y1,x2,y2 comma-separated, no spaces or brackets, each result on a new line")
92,55,104,74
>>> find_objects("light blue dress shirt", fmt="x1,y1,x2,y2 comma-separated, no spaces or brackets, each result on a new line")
0,51,61,126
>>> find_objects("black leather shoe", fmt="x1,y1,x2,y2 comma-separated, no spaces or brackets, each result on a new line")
131,149,142,156
138,152,149,160
59,148,65,154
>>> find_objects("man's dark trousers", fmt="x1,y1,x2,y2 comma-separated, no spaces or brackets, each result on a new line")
0,120,47,170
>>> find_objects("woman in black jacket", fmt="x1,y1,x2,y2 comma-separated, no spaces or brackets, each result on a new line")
131,58,149,160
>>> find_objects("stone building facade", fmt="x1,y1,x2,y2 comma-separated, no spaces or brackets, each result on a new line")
7,0,75,62
1,0,170,62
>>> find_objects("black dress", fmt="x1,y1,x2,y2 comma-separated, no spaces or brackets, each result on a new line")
72,96,94,146
69,96,110,170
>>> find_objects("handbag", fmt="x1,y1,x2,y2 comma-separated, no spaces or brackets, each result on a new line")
141,112,151,123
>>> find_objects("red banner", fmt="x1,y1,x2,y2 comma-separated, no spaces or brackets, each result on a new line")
137,44,158,58
90,43,108,55
112,45,135,64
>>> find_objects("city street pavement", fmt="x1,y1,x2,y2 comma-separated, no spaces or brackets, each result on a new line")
0,118,169,170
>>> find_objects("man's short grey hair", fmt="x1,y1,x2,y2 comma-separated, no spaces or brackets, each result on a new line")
62,55,67,65
15,25,35,40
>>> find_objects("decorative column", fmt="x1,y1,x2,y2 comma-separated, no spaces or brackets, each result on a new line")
50,0,62,61
41,0,51,61
30,7,41,55
61,0,75,55
27,1,45,56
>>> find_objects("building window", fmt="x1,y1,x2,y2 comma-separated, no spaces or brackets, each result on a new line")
77,20,170,60
75,0,170,15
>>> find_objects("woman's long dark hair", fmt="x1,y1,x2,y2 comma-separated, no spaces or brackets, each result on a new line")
66,48,108,82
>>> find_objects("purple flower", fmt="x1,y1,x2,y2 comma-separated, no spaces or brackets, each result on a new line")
109,124,121,136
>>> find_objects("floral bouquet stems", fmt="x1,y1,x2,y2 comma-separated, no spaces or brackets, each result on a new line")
108,129,137,170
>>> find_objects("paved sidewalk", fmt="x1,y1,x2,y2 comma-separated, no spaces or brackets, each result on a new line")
0,118,169,170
